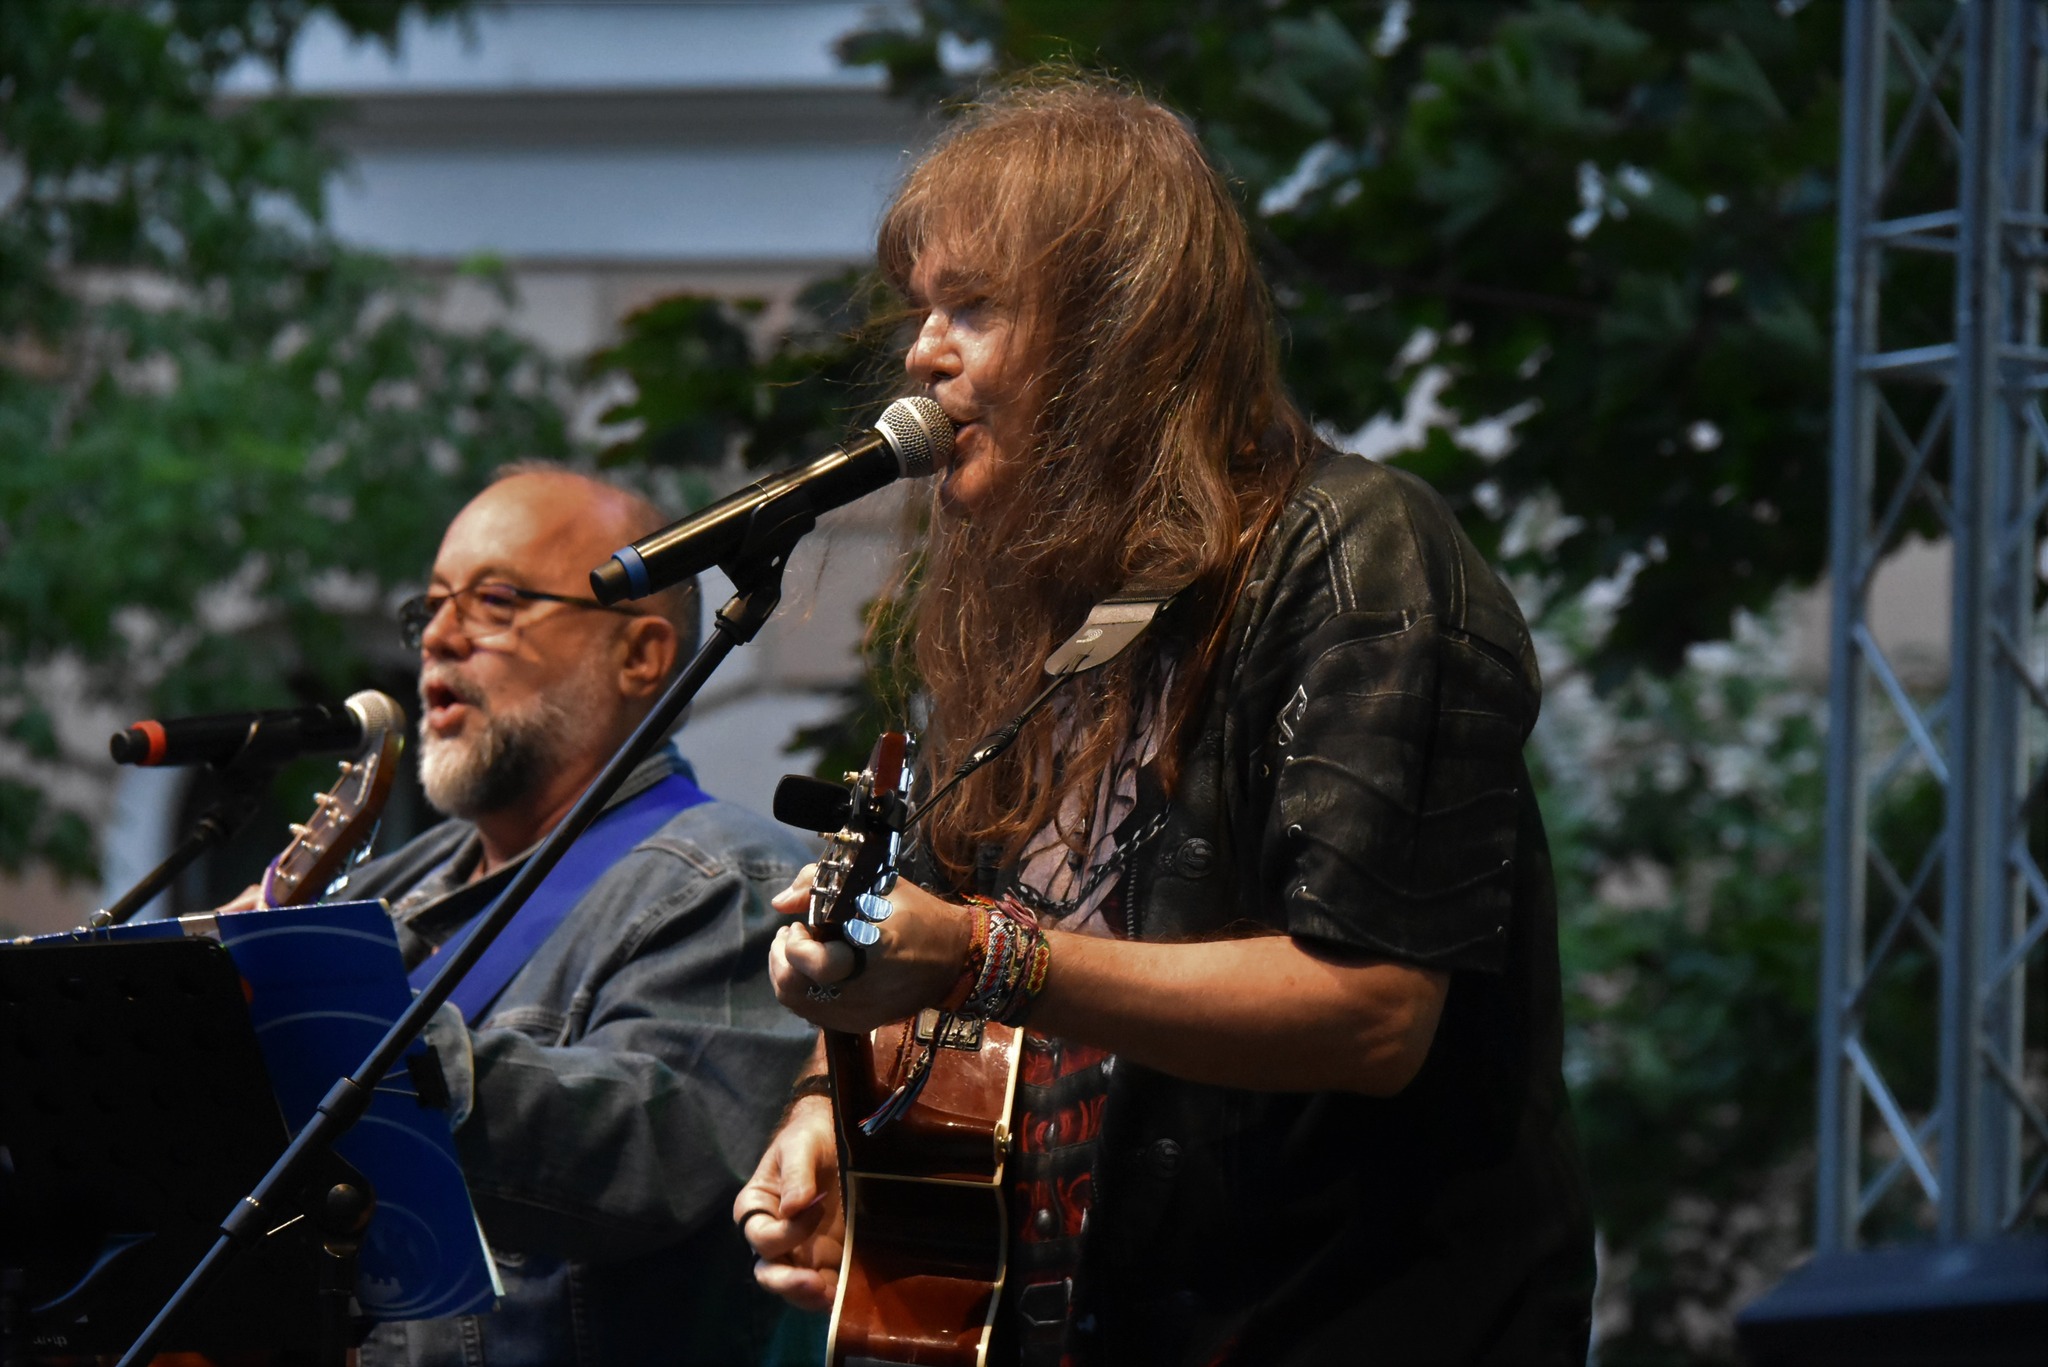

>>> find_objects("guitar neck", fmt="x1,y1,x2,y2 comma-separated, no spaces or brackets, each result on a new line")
261,722,403,908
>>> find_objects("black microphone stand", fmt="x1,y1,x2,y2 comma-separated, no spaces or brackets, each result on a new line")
90,755,279,928
113,522,808,1366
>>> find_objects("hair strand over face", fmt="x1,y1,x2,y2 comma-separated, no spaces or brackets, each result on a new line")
881,73,1320,885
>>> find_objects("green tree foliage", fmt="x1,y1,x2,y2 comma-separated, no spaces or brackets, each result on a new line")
0,1,568,880
1534,594,1826,1359
843,0,1853,685
585,271,901,475
1531,583,1947,1361
583,274,921,784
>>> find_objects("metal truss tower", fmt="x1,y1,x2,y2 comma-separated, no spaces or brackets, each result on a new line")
1822,0,2048,1250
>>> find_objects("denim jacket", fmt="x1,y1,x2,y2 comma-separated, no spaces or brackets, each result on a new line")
337,745,816,1367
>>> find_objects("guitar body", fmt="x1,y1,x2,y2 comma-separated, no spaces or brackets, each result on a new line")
783,732,1025,1367
827,1016,1021,1367
784,603,1178,1365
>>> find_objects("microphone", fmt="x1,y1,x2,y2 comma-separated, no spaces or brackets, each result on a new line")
590,396,952,604
110,690,406,768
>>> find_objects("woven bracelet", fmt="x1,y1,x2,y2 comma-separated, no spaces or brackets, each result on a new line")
998,935,1053,1026
940,900,994,1012
959,899,1052,1025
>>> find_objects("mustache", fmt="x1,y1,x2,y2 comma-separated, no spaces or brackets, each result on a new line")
419,669,486,711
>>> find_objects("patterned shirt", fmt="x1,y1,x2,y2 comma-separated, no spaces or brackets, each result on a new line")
999,689,1166,1367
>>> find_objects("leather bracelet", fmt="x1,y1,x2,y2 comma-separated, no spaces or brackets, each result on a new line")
788,1072,834,1101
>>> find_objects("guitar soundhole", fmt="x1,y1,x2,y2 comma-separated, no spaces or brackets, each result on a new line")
912,1009,984,1052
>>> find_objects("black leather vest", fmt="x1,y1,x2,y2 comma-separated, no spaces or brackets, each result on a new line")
1064,455,1590,1364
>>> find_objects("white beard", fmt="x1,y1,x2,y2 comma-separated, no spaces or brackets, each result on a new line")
418,656,616,821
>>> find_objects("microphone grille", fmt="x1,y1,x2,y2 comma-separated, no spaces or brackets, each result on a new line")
875,395,952,478
344,689,407,753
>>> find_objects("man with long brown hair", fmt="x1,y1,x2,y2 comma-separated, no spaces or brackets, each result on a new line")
738,75,1595,1364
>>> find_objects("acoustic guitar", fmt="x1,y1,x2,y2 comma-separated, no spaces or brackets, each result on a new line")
788,733,1023,1367
776,586,1187,1365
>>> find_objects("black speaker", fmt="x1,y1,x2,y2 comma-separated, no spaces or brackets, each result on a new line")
1737,1235,2048,1366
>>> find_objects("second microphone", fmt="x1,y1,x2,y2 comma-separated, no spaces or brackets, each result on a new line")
110,690,406,769
589,396,952,605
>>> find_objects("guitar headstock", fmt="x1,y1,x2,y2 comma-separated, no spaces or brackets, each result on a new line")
774,731,912,948
260,690,405,908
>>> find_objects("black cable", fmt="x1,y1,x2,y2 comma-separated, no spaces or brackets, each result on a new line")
901,662,1080,832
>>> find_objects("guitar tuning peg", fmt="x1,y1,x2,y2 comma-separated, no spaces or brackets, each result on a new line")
311,792,333,807
288,823,310,838
843,918,882,947
855,892,893,924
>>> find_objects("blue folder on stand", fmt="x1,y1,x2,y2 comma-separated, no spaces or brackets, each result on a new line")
41,900,499,1323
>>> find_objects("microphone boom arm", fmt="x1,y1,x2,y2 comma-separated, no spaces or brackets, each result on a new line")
90,756,276,928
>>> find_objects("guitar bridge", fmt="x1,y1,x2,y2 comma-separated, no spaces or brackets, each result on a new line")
913,1008,984,1051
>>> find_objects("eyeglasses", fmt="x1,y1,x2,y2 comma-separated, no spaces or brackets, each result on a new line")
397,581,633,650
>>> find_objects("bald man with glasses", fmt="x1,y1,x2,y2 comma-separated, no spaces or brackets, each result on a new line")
329,464,816,1367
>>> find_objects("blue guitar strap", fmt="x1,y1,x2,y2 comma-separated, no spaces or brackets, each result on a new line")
408,768,712,1023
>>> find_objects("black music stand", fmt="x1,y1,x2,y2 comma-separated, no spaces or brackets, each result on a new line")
0,936,373,1364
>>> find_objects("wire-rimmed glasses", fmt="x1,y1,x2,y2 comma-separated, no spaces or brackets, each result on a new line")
397,582,634,650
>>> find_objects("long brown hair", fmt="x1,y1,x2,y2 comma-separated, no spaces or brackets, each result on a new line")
880,73,1316,885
